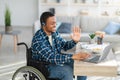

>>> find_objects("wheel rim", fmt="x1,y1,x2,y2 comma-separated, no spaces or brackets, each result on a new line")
12,66,46,80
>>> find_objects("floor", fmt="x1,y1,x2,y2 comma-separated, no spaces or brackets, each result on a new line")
0,26,120,80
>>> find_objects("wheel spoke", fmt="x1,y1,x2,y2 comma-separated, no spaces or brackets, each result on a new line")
12,66,46,80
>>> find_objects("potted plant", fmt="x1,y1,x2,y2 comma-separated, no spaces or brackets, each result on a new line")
89,33,96,44
4,6,12,33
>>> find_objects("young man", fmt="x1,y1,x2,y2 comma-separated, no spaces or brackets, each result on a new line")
31,12,90,80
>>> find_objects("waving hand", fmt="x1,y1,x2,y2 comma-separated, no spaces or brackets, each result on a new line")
71,27,81,43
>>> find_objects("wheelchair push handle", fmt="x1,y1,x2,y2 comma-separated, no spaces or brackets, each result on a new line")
17,42,29,50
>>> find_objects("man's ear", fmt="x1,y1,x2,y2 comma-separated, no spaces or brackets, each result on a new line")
42,22,45,26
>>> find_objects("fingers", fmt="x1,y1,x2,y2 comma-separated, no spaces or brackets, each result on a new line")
81,53,90,58
84,53,91,59
72,26,81,33
72,52,91,60
77,52,91,60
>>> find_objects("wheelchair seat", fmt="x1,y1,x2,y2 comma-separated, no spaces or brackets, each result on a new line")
12,42,60,80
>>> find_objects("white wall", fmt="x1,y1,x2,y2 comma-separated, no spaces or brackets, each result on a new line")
1,0,120,26
0,0,38,26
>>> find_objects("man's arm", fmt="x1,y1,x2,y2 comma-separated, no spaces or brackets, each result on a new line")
32,40,73,65
32,41,90,65
56,27,81,51
55,32,77,51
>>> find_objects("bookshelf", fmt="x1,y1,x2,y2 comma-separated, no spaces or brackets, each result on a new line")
38,0,120,17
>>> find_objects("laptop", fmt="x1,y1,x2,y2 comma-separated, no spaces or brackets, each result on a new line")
83,44,111,63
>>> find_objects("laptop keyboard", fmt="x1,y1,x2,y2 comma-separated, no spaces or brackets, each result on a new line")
83,54,100,63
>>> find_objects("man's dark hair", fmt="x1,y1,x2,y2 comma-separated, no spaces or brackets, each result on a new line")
40,12,55,27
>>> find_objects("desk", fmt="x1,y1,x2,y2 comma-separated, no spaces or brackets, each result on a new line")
74,42,118,77
74,60,117,77
0,31,20,53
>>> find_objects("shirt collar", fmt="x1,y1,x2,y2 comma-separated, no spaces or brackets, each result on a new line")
40,28,56,40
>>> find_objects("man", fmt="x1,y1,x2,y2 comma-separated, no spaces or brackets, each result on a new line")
31,12,90,80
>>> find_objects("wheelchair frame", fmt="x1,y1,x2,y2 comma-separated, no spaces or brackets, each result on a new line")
12,42,59,80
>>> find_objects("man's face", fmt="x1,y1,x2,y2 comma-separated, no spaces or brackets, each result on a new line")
44,16,56,34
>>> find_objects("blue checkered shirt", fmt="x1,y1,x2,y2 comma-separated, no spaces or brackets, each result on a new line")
31,28,76,65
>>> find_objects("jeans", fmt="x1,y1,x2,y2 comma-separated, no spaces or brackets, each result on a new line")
48,62,87,80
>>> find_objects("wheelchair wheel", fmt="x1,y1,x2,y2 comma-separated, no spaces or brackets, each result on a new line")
12,66,46,80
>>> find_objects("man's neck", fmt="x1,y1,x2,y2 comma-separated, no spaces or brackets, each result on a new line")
43,27,51,36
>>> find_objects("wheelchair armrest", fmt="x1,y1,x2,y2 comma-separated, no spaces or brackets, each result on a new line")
17,42,29,50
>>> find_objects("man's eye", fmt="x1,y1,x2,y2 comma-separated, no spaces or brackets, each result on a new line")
51,23,56,25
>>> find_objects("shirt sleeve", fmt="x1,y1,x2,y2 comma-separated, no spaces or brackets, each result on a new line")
56,33,77,51
32,38,73,65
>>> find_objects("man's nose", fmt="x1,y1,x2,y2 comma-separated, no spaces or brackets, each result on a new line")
54,23,56,27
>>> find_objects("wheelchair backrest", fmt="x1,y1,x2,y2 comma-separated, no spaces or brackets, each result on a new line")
26,48,50,78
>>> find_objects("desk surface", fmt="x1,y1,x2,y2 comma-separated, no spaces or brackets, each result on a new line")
74,42,118,77
74,60,118,77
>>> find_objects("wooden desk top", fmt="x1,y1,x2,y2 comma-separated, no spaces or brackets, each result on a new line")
74,60,118,77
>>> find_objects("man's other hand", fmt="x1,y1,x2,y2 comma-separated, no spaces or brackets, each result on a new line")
72,52,91,60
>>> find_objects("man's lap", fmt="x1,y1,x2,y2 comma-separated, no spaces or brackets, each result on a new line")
48,64,73,79
47,63,87,80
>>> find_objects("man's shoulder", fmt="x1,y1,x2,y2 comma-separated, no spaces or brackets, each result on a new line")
33,30,44,41
53,31,61,38
35,29,42,35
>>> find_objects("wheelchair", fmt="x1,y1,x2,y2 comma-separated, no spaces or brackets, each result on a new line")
12,42,60,80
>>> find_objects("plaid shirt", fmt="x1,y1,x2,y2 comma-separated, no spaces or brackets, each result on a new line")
31,28,76,65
